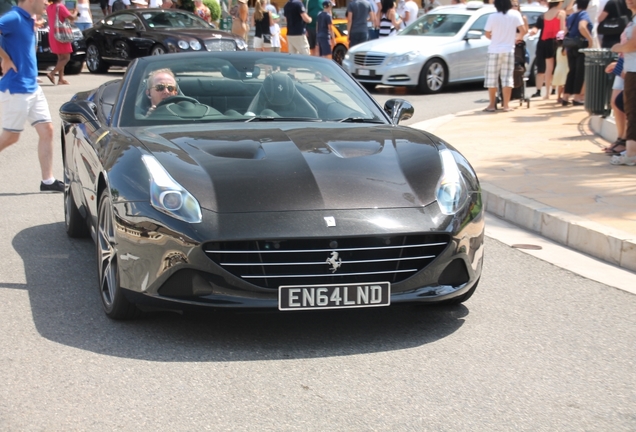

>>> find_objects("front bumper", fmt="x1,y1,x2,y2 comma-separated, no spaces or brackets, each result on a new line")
343,56,423,87
113,196,484,311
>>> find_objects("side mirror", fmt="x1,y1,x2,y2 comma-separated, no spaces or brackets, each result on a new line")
384,99,414,124
465,30,483,40
60,100,101,131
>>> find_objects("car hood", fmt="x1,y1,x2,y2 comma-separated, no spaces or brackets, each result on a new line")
350,35,456,54
132,124,443,213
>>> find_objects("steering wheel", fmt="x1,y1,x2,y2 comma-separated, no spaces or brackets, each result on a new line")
155,95,200,108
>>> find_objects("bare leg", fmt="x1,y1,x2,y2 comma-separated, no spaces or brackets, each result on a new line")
53,53,71,85
34,122,55,181
534,73,544,96
543,58,554,100
0,129,21,152
486,87,497,111
502,86,512,110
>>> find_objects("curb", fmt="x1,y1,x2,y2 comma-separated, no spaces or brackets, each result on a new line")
412,112,636,273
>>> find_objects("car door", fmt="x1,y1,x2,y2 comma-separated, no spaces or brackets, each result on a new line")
102,13,144,61
456,13,493,81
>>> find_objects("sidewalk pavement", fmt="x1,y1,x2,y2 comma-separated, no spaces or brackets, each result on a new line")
412,99,636,273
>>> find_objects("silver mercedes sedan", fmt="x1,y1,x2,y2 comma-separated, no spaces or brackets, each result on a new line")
342,1,545,93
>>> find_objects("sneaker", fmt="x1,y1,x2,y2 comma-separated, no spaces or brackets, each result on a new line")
610,154,636,166
40,179,64,192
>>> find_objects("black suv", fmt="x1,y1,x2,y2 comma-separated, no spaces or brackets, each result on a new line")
0,0,86,75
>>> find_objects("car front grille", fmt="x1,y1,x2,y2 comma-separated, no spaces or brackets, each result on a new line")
204,234,450,289
354,53,386,66
204,39,237,51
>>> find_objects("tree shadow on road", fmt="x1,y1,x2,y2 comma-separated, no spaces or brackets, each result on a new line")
8,222,469,363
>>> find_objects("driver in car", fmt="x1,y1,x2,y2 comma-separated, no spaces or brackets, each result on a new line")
146,68,179,115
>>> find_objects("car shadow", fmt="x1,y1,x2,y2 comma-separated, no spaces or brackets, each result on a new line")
9,222,468,363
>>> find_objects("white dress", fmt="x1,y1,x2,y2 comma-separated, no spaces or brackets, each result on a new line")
552,46,569,87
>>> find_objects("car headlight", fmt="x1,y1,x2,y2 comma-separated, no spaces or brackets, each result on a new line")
177,40,189,50
141,155,202,223
189,40,202,50
436,149,468,215
236,39,247,50
386,51,420,66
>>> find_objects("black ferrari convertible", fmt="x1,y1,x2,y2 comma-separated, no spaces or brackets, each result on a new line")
60,52,484,319
82,9,246,74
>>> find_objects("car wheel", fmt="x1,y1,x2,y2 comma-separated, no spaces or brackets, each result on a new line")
417,58,446,94
332,44,347,65
97,190,140,320
64,61,83,75
440,278,480,306
86,44,109,74
64,182,89,238
150,44,166,55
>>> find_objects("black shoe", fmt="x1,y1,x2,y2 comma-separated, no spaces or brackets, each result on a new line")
40,179,64,193
531,90,541,98
572,100,584,106
561,100,571,106
551,89,556,95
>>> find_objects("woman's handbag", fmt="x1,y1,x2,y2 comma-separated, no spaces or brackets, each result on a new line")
563,11,589,51
53,5,74,43
598,1,629,35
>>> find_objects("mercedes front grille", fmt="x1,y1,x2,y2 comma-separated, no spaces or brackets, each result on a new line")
353,53,386,66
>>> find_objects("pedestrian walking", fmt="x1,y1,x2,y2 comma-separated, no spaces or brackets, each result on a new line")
284,0,312,54
483,0,527,112
316,0,335,58
562,0,593,106
45,0,77,85
0,0,64,192
252,0,273,51
347,0,374,47
75,0,93,31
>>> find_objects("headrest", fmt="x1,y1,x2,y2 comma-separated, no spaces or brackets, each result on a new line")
261,73,295,106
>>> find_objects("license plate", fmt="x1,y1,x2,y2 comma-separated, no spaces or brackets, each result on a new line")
279,282,390,311
357,68,373,76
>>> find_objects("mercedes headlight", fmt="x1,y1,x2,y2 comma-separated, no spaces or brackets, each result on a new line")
141,155,202,223
436,149,469,215
386,51,420,66
177,40,189,50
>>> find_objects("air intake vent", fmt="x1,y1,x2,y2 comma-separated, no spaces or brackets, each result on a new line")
204,234,450,289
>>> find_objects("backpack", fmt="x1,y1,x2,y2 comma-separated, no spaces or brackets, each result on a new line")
112,0,126,12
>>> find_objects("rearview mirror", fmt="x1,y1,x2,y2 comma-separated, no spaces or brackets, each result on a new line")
465,30,483,40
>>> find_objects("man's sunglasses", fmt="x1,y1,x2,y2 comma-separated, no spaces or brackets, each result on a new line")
152,84,177,92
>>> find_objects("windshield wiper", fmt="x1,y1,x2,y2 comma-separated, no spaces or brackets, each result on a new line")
245,116,321,122
338,117,384,123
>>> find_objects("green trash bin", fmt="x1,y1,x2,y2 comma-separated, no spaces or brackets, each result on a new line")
219,16,233,31
580,48,615,117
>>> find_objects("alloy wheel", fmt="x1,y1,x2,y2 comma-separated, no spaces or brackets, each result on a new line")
97,195,117,308
426,62,445,92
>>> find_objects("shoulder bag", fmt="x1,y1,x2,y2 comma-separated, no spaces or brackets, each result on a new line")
563,11,588,50
53,5,74,43
598,1,629,35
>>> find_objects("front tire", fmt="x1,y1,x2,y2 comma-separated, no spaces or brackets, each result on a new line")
64,61,83,75
86,43,109,74
97,190,140,320
418,58,446,94
332,44,347,65
65,182,89,238
150,44,167,55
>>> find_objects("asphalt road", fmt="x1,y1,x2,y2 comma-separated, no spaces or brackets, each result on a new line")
0,71,634,430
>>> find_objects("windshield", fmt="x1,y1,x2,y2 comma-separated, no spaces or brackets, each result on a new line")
119,53,388,126
140,11,211,29
401,13,470,36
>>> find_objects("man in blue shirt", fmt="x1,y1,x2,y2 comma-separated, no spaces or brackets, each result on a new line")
0,0,63,192
347,0,375,48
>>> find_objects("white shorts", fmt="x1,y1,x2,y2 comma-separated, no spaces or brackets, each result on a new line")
1,87,52,133
253,36,271,49
613,75,624,91
484,52,515,88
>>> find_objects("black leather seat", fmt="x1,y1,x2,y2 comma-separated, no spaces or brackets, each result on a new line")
246,73,318,118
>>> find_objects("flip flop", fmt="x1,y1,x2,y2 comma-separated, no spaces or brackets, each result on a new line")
46,73,55,85
483,108,496,112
